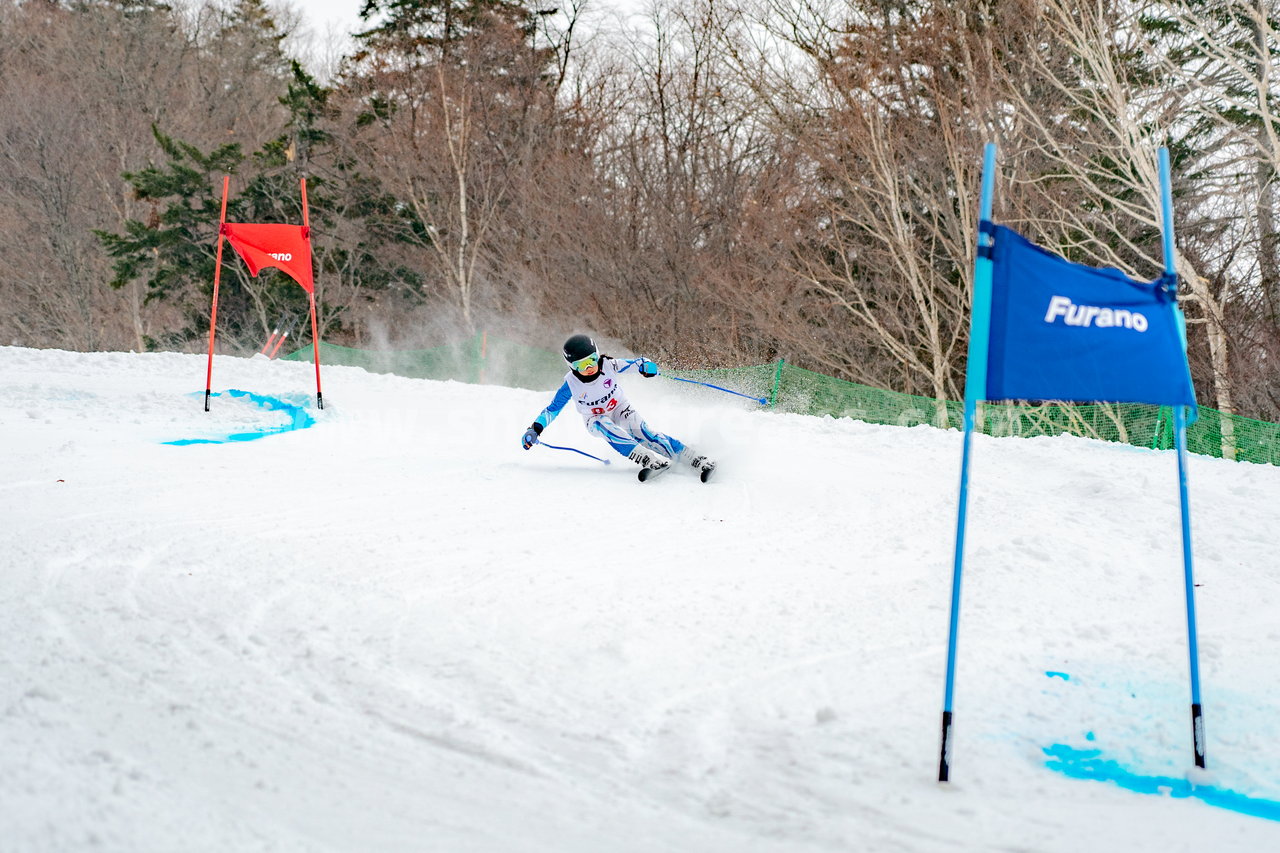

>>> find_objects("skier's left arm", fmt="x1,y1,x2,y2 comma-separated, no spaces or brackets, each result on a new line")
614,356,659,378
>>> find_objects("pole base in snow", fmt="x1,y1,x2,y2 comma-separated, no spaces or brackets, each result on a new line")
204,389,211,412
1192,703,1205,769
938,710,953,782
316,391,324,411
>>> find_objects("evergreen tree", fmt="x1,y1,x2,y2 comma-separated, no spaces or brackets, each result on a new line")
99,58,420,352
354,0,535,61
98,130,249,350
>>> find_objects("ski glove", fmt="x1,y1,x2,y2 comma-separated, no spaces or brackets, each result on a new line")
639,359,659,378
521,423,543,450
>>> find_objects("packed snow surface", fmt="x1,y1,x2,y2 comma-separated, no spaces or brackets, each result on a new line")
2,345,1279,851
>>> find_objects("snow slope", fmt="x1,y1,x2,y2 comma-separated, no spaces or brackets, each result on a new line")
2,345,1279,852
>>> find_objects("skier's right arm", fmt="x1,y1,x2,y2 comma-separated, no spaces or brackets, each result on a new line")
522,381,572,449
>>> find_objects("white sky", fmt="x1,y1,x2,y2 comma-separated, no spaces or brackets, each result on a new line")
296,0,364,38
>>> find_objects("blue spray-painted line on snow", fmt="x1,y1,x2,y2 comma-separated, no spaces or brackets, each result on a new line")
1039,671,1279,820
164,389,316,445
1044,745,1280,822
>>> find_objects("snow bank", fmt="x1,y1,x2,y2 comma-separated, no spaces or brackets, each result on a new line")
2,346,1278,851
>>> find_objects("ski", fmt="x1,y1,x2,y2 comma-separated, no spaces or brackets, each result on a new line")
688,454,717,483
638,459,717,483
637,463,672,483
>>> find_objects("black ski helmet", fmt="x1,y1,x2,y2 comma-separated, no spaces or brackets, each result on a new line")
562,334,597,363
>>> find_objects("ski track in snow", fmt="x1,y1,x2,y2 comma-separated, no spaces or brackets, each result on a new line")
2,345,1280,851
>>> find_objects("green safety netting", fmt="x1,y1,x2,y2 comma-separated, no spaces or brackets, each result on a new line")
284,336,1280,466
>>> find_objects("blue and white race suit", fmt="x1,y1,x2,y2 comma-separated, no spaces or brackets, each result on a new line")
532,357,686,460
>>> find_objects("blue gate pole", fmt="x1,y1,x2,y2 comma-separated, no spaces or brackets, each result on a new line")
1159,146,1206,769
939,142,997,782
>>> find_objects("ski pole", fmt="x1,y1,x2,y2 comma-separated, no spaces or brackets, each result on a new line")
621,357,766,404
538,441,611,465
664,374,768,405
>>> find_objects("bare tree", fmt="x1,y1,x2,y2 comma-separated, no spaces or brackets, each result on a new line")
999,0,1243,454
0,0,293,352
712,0,1027,398
549,0,799,363
341,2,574,337
1150,0,1280,424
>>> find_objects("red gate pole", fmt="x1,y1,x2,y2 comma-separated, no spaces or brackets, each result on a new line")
204,175,230,411
301,178,323,409
307,292,323,409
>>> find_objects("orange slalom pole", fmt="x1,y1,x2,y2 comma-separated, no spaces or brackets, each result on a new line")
301,178,323,409
259,328,279,356
269,315,300,359
308,292,323,409
268,330,289,359
204,175,230,411
301,177,310,230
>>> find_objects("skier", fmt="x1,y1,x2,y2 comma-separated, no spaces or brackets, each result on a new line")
520,334,716,481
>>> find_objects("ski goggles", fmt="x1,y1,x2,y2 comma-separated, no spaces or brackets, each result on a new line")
568,352,600,373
